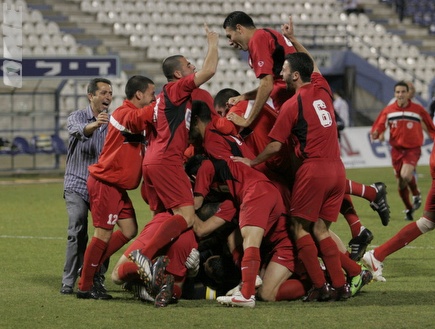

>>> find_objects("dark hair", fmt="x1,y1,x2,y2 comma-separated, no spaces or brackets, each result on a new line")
395,80,409,92
214,88,240,109
125,75,154,100
285,52,314,82
162,55,184,81
87,77,112,95
191,100,212,127
223,11,255,30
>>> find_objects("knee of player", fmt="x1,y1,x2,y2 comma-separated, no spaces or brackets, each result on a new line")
111,268,122,285
416,216,435,233
257,286,276,302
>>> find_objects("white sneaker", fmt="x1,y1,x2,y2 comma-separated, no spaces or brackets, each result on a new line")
217,291,255,308
362,250,386,282
225,275,263,296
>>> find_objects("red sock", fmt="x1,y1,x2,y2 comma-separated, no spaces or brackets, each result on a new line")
296,235,325,288
78,237,107,291
340,252,361,277
240,247,260,299
345,179,377,202
117,262,141,282
399,187,413,210
275,279,306,301
341,195,362,238
318,237,346,288
173,283,182,300
408,176,420,196
100,230,130,265
140,214,188,259
231,247,243,268
374,222,423,262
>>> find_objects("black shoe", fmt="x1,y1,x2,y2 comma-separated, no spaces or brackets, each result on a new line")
370,182,390,226
348,228,374,261
93,273,107,293
405,208,414,221
303,283,331,302
151,256,170,296
60,284,73,295
154,274,174,308
330,283,352,301
412,194,422,211
77,287,112,300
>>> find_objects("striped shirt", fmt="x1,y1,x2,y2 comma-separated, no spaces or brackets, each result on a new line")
64,105,108,202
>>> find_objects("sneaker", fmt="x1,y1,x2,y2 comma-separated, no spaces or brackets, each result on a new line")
217,291,256,308
330,283,352,301
302,283,331,302
349,266,373,296
370,182,390,226
128,249,152,284
404,208,414,221
93,273,107,293
76,287,113,300
412,194,422,211
123,281,155,302
150,256,170,296
348,227,374,261
154,274,175,308
60,284,73,295
362,250,386,282
225,275,263,296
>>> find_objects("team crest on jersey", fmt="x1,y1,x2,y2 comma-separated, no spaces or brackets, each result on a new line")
258,61,264,67
407,122,414,129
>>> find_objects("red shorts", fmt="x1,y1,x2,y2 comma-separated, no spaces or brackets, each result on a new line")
391,146,421,177
261,215,296,272
239,181,285,233
142,164,194,212
87,175,135,229
124,212,198,278
291,159,345,222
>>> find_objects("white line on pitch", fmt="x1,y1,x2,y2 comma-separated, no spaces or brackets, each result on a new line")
0,235,63,240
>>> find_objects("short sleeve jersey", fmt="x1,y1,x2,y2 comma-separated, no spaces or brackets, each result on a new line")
89,99,153,190
269,73,341,160
248,29,296,111
203,122,270,205
143,74,214,166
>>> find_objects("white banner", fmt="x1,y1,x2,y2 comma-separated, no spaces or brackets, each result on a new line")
340,127,433,169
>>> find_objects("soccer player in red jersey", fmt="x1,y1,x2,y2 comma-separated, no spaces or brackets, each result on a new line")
189,100,298,307
371,81,435,220
76,75,155,299
363,142,435,282
222,11,296,128
233,16,350,301
129,24,219,279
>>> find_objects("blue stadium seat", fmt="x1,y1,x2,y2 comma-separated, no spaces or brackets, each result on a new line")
12,136,35,154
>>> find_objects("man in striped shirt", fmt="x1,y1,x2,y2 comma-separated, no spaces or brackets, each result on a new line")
60,77,112,295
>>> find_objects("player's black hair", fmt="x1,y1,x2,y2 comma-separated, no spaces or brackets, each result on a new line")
87,77,112,95
191,100,213,127
213,88,240,109
284,52,314,83
162,55,184,81
124,75,154,100
395,80,409,92
223,11,255,30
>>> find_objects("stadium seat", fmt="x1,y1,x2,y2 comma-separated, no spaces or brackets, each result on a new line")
12,136,35,154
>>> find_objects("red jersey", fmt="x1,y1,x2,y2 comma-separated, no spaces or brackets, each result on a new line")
371,100,435,149
89,99,153,190
248,28,296,111
214,99,277,154
269,73,341,160
143,74,214,166
202,122,270,206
